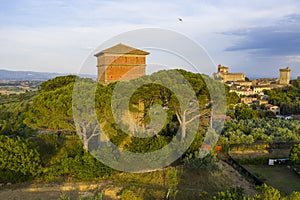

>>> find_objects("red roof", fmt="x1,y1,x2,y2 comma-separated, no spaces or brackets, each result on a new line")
94,43,150,57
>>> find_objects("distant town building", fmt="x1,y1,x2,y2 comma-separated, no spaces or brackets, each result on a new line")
214,64,245,83
234,81,252,87
252,85,272,94
252,99,268,106
266,105,280,115
94,43,150,84
241,97,257,105
230,88,254,96
279,67,291,85
253,78,278,86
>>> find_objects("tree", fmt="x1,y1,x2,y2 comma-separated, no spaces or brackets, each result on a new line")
184,152,218,173
225,85,239,105
260,104,266,110
251,103,257,110
24,82,74,131
0,136,42,182
289,143,300,164
170,71,225,140
254,184,281,200
286,192,300,200
39,75,77,92
40,135,112,179
172,97,210,140
234,104,258,120
108,69,212,141
0,92,36,136
25,76,104,151
73,79,102,151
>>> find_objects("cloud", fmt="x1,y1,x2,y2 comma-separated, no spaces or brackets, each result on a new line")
224,14,300,56
1,0,300,77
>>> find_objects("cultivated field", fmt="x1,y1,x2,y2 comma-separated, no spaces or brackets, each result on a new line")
244,165,300,195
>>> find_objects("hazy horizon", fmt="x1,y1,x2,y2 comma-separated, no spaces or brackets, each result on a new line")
0,67,297,81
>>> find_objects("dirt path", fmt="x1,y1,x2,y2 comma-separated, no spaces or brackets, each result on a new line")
0,181,121,200
0,161,257,200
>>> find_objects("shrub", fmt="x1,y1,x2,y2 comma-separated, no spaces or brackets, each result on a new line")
184,152,219,173
0,136,42,183
290,143,300,164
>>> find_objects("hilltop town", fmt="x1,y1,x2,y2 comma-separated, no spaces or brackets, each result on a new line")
214,64,291,95
213,64,294,117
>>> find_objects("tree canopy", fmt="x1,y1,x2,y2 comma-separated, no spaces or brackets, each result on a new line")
290,143,300,164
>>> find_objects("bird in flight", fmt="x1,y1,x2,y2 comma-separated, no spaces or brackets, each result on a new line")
178,18,183,22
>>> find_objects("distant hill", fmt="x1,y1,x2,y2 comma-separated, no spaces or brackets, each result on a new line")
0,69,96,81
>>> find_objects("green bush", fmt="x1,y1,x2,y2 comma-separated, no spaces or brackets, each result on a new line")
290,143,300,164
212,187,245,200
42,136,112,179
184,152,219,173
0,135,42,183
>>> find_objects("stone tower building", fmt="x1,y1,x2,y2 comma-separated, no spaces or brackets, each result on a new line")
214,64,245,83
218,65,229,74
94,43,150,84
279,67,291,85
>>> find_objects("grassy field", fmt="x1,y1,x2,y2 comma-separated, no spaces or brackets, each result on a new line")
244,165,300,195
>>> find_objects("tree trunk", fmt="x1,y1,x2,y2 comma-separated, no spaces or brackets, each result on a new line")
181,113,186,140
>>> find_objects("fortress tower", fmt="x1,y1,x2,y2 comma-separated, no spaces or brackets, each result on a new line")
218,64,228,74
94,43,150,84
214,64,245,83
279,67,291,85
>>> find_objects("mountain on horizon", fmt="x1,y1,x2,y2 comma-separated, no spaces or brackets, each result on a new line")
0,69,96,81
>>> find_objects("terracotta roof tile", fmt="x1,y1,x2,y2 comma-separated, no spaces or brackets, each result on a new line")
94,43,150,57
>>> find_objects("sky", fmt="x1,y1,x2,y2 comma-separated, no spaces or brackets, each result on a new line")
0,0,300,78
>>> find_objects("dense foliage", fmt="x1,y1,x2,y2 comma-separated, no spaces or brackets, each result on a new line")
213,184,300,200
24,70,219,153
24,76,76,131
2,71,300,195
228,103,259,120
40,135,112,180
225,85,239,106
221,118,300,145
265,79,300,115
0,92,36,136
184,152,219,173
289,143,300,164
0,135,42,183
0,70,221,182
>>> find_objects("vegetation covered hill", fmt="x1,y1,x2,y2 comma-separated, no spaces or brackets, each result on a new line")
0,69,300,199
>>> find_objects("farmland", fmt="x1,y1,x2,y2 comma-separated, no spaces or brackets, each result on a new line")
244,165,300,195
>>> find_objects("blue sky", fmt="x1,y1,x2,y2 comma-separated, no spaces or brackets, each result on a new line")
1,0,300,78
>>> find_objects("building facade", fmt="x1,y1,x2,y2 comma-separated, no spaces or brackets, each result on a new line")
252,85,272,94
94,43,150,84
214,64,245,83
